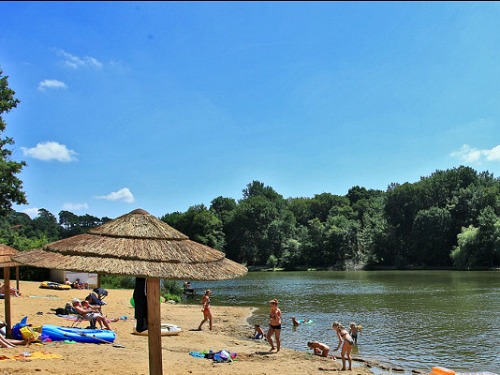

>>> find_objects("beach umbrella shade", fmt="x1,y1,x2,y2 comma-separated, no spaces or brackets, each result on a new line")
13,208,247,375
0,244,21,338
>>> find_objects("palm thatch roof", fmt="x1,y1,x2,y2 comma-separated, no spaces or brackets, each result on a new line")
0,244,20,267
13,209,247,280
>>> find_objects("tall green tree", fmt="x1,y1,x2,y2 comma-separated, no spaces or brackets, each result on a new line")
0,67,27,214
412,207,453,266
161,205,225,249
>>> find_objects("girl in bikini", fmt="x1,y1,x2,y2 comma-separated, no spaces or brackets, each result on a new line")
266,298,282,352
332,321,354,370
198,290,212,331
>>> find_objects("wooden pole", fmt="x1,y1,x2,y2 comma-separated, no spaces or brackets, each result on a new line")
146,278,163,375
4,267,12,338
16,266,20,292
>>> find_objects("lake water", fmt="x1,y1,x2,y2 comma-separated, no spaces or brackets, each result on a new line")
186,271,500,374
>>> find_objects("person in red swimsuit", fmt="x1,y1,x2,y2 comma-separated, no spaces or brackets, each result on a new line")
198,290,212,331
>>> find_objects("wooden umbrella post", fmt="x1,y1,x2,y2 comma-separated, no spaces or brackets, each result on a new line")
4,267,12,338
147,278,163,375
16,266,19,293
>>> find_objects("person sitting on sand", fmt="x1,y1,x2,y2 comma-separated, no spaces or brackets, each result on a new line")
253,324,265,339
0,321,33,348
0,283,21,297
307,341,330,357
0,334,33,348
72,279,81,289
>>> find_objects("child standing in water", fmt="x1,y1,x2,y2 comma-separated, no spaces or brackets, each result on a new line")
349,322,361,344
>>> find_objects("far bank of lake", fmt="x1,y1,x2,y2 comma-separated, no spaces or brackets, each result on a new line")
188,270,500,374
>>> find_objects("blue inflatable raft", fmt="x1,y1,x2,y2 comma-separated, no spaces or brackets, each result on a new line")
41,324,116,343
13,317,115,344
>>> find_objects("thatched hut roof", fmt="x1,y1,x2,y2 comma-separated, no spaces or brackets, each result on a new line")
0,244,20,267
13,209,247,280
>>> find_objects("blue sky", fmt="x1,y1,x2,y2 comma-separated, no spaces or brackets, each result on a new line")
2,2,500,220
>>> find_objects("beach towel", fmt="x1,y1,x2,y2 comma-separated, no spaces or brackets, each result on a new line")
189,351,206,358
0,351,62,361
189,350,236,362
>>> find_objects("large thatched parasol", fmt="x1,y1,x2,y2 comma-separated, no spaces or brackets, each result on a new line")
0,244,21,338
14,208,247,375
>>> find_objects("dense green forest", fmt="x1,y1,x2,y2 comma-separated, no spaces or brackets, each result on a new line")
1,166,499,272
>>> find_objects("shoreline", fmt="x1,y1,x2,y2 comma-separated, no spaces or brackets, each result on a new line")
1,281,395,374
242,306,420,375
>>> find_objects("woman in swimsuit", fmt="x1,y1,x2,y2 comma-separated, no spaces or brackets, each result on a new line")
198,289,212,331
266,298,282,352
332,321,354,370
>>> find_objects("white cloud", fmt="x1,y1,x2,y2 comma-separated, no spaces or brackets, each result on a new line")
484,145,500,162
21,141,78,162
451,144,500,164
62,203,89,211
38,79,68,91
96,188,135,203
22,208,40,219
56,49,103,69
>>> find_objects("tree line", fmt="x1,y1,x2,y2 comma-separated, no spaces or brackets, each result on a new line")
2,166,499,272
161,168,500,270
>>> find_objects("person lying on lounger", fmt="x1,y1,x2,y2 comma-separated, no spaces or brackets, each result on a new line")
71,298,112,330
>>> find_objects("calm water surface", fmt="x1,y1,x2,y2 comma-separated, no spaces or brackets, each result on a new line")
187,271,500,374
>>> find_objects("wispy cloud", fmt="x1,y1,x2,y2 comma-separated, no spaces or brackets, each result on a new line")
96,188,135,203
22,208,41,219
62,203,89,211
56,49,103,69
21,141,78,162
38,79,68,91
451,144,500,164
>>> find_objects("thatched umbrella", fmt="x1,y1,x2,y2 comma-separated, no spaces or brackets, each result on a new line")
14,208,247,375
0,244,21,338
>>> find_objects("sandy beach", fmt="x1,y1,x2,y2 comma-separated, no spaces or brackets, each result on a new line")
1,281,379,375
